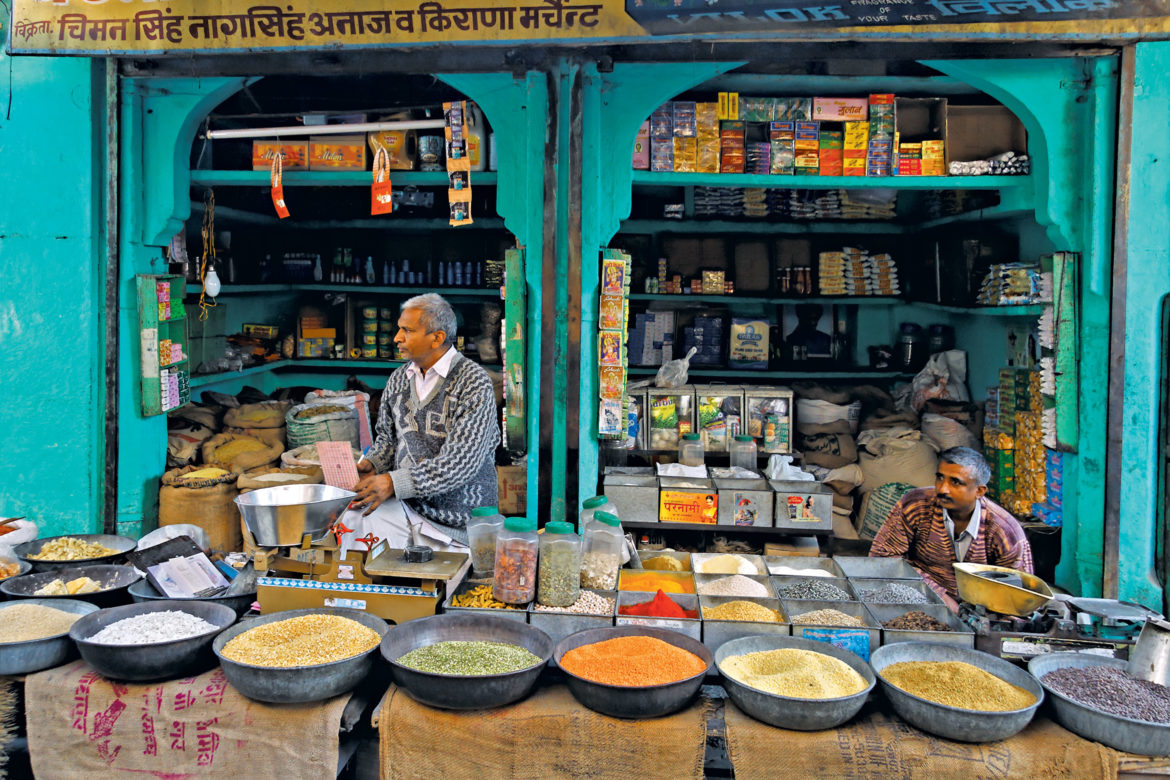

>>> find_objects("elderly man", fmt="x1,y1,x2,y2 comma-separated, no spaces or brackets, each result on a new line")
351,293,499,551
869,446,1033,608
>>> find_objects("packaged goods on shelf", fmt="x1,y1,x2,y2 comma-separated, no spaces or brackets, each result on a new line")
976,263,1045,305
633,121,650,169
948,151,1031,176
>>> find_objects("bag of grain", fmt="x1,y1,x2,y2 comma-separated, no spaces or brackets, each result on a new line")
159,466,241,552
281,443,362,469
223,400,290,449
237,465,324,493
304,389,373,448
201,433,283,473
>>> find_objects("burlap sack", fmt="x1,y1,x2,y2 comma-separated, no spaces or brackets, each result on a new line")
224,424,286,449
798,420,858,468
160,466,242,552
237,465,323,493
223,400,290,428
201,432,283,473
281,443,362,468
166,418,215,467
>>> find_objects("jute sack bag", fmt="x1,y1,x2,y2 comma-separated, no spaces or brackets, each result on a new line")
159,466,242,552
223,400,291,449
237,465,324,494
201,432,283,473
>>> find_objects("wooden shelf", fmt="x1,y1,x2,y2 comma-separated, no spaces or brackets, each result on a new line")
624,521,832,536
626,367,911,380
627,294,902,306
190,357,501,388
190,170,498,187
189,201,506,230
188,283,501,298
620,219,904,235
631,171,1030,190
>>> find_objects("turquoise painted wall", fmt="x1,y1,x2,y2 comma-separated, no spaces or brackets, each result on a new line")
0,53,107,535
1118,42,1170,610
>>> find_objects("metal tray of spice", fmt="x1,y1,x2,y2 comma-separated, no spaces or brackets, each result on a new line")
770,574,857,603
694,572,775,600
615,591,701,640
765,555,845,579
865,603,974,649
783,598,881,662
700,595,790,653
834,556,920,581
850,578,942,607
442,581,529,623
529,589,616,646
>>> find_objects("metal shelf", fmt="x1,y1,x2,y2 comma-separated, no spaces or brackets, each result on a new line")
190,170,498,187
624,521,832,536
627,294,902,306
189,284,501,298
626,367,911,380
631,171,1031,190
189,357,501,388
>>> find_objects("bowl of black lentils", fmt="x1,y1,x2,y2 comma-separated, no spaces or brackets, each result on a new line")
1029,651,1170,755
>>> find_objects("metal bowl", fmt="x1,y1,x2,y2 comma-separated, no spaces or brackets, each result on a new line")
871,642,1043,742
14,534,137,571
0,599,99,675
71,601,237,682
716,635,875,730
953,563,1054,617
381,613,553,710
0,559,32,582
1,565,143,607
128,579,257,617
234,484,356,547
554,626,712,719
212,607,388,703
1028,652,1170,755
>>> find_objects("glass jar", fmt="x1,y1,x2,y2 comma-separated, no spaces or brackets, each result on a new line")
537,521,581,607
492,517,538,605
580,511,623,590
466,506,505,577
729,435,759,473
679,433,705,467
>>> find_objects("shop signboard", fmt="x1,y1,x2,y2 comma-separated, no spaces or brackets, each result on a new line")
5,0,1170,54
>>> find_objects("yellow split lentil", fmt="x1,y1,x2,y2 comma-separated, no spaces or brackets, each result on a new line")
221,614,380,667
721,648,868,699
703,601,784,623
0,603,83,643
176,468,230,482
28,537,119,561
881,661,1036,711
213,438,267,462
451,584,523,610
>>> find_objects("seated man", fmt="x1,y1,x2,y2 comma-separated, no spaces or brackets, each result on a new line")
869,446,1033,608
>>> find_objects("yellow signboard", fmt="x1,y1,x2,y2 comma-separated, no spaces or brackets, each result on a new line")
7,0,646,54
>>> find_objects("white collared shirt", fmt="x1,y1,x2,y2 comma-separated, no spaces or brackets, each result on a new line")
406,346,456,401
943,499,982,562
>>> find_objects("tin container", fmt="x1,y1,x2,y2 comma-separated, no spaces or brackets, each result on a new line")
695,572,775,599
361,319,379,333
379,307,394,320
603,474,658,525
766,556,845,578
646,386,695,451
784,598,881,662
743,386,794,453
771,575,856,602
377,333,392,346
361,307,378,319
528,589,616,646
835,555,920,580
693,385,745,453
442,581,528,623
378,347,394,359
770,480,833,532
361,346,377,359
615,591,701,640
658,477,717,525
700,595,789,653
637,550,692,571
851,577,942,607
865,603,975,648
713,478,773,528
362,333,378,346
691,552,767,577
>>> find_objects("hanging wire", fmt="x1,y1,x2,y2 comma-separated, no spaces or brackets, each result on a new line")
198,188,217,321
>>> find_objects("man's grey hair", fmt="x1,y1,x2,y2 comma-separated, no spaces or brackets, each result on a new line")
402,293,457,344
939,446,991,487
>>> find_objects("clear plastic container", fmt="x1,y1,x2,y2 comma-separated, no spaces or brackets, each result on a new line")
537,521,581,607
466,506,505,576
579,495,612,532
679,432,705,467
729,435,759,472
580,511,624,590
492,516,538,605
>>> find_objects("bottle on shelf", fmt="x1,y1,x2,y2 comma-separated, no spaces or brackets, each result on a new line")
536,521,581,608
365,257,375,285
259,254,272,283
313,255,323,282
382,259,391,286
729,435,758,472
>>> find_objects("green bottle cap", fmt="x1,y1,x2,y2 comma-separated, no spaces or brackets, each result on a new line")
470,506,499,517
735,435,755,443
582,496,607,509
504,516,536,533
544,521,575,535
682,433,701,440
593,511,621,527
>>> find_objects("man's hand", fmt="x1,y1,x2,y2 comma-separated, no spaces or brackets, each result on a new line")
354,473,395,516
356,459,375,475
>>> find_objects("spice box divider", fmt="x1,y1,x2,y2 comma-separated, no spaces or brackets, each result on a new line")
765,555,846,578
441,581,529,623
770,574,858,602
864,603,975,649
528,589,617,646
699,595,790,654
849,577,943,607
782,598,882,662
834,555,921,580
694,572,776,599
691,552,768,577
636,550,693,571
615,591,702,641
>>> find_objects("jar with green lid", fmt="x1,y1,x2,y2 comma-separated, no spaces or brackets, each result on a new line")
493,517,538,604
580,511,623,590
679,432,705,467
536,521,581,607
466,506,505,577
579,495,618,533
729,435,758,472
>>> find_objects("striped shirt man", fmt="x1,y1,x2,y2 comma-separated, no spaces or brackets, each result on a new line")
870,487,1033,604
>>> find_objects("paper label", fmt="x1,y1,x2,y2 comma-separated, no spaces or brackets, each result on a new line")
324,597,367,610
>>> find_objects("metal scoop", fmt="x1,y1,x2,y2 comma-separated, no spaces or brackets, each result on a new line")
1127,618,1170,687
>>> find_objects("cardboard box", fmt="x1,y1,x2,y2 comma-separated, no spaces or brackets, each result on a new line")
367,130,416,170
945,104,1027,164
632,121,650,169
813,97,868,122
243,323,279,339
497,465,526,514
309,135,367,170
251,140,309,171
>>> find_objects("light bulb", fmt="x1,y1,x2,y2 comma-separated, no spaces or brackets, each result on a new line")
204,267,222,298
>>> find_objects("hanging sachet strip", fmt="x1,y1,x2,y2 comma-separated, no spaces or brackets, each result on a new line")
371,145,393,216
444,100,473,226
270,152,290,219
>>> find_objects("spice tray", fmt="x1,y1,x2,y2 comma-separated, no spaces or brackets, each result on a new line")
783,598,881,662
834,555,920,580
637,550,692,571
618,570,696,593
765,555,845,578
442,581,528,623
864,603,974,649
851,577,942,607
0,598,99,676
691,552,767,576
694,572,775,599
771,574,857,602
528,589,617,645
616,591,701,640
700,595,789,653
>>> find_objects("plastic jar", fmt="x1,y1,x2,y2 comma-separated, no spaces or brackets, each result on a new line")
580,495,619,532
466,506,505,576
537,521,581,607
679,433,705,467
580,511,624,590
729,435,759,472
492,517,538,605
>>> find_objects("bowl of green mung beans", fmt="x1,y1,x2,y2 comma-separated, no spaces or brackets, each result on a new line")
381,613,553,710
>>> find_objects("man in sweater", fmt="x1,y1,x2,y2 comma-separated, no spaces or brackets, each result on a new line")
352,293,499,550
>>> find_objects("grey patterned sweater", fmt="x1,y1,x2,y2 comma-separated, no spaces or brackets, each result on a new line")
365,351,499,544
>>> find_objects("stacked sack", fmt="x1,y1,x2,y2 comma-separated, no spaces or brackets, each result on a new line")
223,400,290,449
792,384,864,538
159,465,241,552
